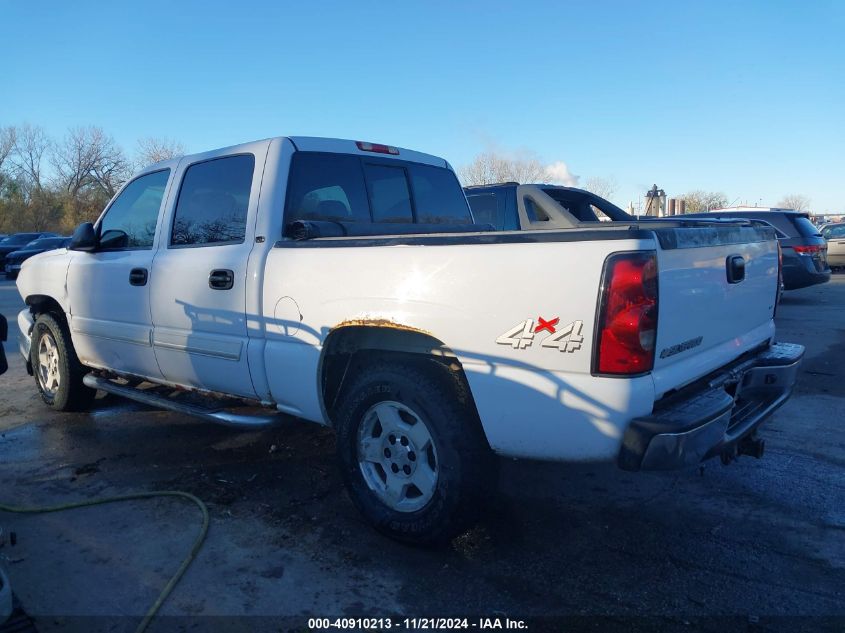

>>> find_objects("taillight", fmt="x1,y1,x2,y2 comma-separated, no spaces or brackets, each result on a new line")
355,141,400,155
792,244,823,255
593,251,658,375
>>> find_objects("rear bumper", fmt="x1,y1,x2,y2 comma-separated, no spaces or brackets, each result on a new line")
782,255,830,290
618,342,804,471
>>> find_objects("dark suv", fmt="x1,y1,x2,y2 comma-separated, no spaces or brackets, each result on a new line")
683,210,830,290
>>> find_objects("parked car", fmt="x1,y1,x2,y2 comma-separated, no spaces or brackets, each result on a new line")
0,232,58,270
464,182,632,230
5,236,70,279
16,136,802,544
682,210,830,290
820,223,845,270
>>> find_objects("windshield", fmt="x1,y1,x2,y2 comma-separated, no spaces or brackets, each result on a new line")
822,224,845,239
25,238,63,249
0,234,39,246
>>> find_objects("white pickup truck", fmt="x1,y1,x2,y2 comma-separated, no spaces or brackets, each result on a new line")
15,136,803,544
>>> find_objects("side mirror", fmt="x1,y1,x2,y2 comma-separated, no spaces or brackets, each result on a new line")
69,222,98,252
99,229,129,250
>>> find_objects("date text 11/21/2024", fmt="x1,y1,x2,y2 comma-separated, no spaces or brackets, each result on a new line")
307,617,528,630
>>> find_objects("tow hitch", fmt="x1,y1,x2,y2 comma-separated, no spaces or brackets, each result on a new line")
721,435,766,464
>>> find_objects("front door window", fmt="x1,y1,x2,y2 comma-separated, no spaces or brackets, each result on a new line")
98,169,170,249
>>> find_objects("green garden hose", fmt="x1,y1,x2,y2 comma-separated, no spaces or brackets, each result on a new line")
0,490,209,633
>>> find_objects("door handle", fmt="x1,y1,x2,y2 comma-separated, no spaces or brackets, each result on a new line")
129,268,148,286
209,269,234,290
726,255,745,284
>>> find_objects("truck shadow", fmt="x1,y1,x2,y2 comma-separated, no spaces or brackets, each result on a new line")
166,298,627,464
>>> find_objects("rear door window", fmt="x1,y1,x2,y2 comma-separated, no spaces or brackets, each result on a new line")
708,213,794,237
790,216,822,238
363,164,413,223
170,155,253,247
284,153,371,224
284,152,474,231
408,164,471,224
746,219,788,238
754,214,795,236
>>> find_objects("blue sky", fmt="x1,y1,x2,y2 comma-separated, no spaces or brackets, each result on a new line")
3,0,844,211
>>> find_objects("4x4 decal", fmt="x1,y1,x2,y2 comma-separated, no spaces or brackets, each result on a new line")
496,317,584,352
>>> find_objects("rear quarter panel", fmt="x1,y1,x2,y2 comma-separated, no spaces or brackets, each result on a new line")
261,234,657,461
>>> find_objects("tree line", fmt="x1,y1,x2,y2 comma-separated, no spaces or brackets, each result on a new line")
0,123,184,234
459,151,812,212
1,130,814,235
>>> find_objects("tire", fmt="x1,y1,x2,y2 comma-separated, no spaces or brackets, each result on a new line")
30,312,95,411
334,356,494,545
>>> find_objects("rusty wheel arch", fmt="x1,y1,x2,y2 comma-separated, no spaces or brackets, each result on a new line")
318,321,471,425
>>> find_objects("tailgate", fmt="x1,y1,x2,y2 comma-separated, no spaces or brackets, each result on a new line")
650,223,779,396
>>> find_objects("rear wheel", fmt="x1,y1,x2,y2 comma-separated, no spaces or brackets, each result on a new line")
31,313,95,411
334,357,494,545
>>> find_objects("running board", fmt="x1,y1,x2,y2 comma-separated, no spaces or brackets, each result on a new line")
82,374,284,428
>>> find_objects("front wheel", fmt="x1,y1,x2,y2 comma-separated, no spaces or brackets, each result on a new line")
334,357,494,545
31,313,95,411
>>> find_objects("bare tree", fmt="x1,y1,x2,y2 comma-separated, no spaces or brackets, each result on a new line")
1,122,133,233
91,153,132,198
0,126,16,172
680,190,729,213
583,176,618,201
52,126,108,197
459,150,577,186
136,136,185,167
776,194,810,211
458,152,498,185
9,123,50,195
48,126,130,225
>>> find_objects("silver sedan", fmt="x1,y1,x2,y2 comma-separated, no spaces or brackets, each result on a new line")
821,223,845,269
